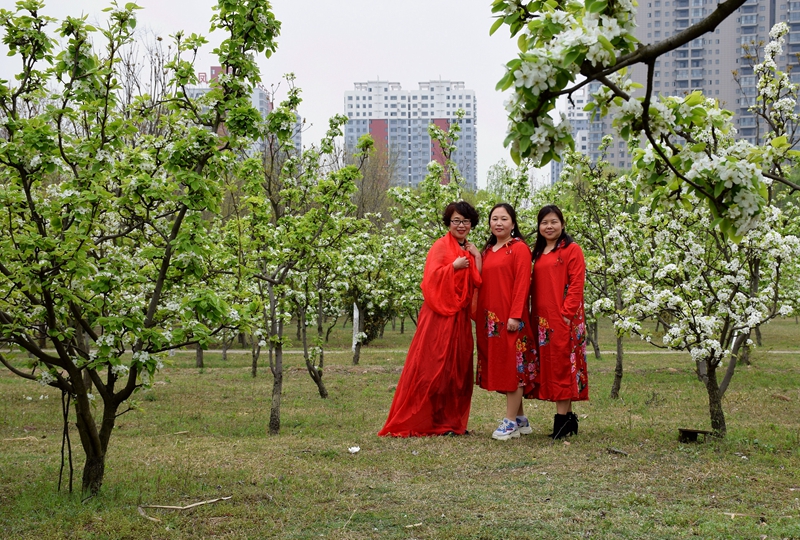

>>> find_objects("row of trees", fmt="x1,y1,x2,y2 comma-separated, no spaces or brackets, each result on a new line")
1,0,798,496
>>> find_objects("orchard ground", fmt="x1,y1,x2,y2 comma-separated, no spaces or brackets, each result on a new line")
1,318,799,539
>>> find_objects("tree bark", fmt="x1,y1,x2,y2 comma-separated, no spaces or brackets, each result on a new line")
587,319,601,359
195,343,204,368
400,317,405,334
301,306,328,399
251,343,260,378
352,303,365,365
610,333,624,399
268,347,283,435
704,361,726,437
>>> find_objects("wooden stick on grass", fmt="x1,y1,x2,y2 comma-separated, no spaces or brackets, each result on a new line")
138,496,232,521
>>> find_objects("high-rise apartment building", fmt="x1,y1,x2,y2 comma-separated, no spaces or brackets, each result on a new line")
554,0,793,180
344,80,478,191
188,67,303,155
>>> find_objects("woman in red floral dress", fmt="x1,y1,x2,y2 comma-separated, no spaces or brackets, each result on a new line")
476,204,537,440
529,204,588,439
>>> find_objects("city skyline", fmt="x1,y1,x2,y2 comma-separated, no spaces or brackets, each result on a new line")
0,0,519,189
344,80,478,191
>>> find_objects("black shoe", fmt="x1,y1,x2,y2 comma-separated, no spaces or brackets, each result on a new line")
550,413,569,439
565,412,579,437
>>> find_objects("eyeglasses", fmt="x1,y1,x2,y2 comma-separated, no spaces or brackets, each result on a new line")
450,219,471,226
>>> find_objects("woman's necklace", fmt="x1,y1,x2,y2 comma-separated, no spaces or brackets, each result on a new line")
458,240,467,250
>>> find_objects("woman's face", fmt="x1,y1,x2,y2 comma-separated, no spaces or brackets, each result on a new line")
490,207,514,241
539,212,564,243
448,211,471,242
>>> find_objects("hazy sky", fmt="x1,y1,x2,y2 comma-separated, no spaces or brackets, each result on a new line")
0,0,524,187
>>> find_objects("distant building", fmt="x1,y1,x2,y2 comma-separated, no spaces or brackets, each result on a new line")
556,0,796,178
343,80,478,191
189,67,302,156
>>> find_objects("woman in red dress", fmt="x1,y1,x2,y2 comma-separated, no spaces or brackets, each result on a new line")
475,204,537,440
530,204,589,439
378,201,482,437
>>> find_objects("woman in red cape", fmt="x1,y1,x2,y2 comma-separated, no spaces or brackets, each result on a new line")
475,203,537,441
379,202,482,437
529,204,589,439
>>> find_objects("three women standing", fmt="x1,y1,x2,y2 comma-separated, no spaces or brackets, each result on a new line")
379,201,587,440
378,202,482,437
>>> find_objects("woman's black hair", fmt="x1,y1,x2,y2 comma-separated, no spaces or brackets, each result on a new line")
442,201,479,228
531,204,573,261
482,203,525,252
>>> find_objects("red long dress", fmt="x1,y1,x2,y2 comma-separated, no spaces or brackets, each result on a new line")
378,232,482,436
475,238,536,394
529,241,589,402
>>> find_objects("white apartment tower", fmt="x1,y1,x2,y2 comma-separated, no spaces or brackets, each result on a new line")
344,80,478,191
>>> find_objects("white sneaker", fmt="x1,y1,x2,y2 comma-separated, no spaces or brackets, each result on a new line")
516,415,533,435
492,418,520,440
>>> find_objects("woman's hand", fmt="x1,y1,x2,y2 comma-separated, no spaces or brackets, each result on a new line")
507,318,522,332
466,242,481,259
562,315,570,325
453,256,470,270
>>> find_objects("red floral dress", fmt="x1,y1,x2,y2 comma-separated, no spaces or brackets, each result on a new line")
379,232,482,436
529,241,589,402
475,238,536,394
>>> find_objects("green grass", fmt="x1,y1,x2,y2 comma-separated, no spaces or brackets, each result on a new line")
1,317,799,539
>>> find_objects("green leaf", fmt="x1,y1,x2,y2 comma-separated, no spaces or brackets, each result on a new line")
588,0,609,13
490,17,504,36
689,142,707,152
517,33,528,52
770,135,788,148
597,35,616,64
713,180,726,198
562,47,582,68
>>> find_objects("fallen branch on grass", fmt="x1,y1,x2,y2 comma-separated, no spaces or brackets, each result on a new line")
606,447,629,456
138,496,232,521
2,436,39,442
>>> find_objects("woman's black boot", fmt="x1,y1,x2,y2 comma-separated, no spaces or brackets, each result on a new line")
550,413,569,439
565,412,579,436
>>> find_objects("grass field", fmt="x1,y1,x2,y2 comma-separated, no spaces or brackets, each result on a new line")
1,317,799,539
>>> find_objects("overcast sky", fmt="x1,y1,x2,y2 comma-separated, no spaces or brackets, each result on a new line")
0,0,527,188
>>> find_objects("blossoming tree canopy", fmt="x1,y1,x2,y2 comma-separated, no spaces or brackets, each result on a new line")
0,0,280,493
491,0,800,238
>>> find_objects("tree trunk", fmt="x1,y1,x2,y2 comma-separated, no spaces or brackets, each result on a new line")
400,317,405,334
755,325,762,346
610,333,624,399
704,361,726,437
222,335,229,362
695,358,708,384
81,452,105,496
251,343,260,378
301,306,328,399
352,303,364,365
195,343,204,368
719,333,749,396
268,347,283,435
587,319,601,359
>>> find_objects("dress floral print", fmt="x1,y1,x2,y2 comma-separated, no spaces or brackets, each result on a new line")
485,310,502,337
528,240,589,402
476,238,537,395
538,316,552,346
